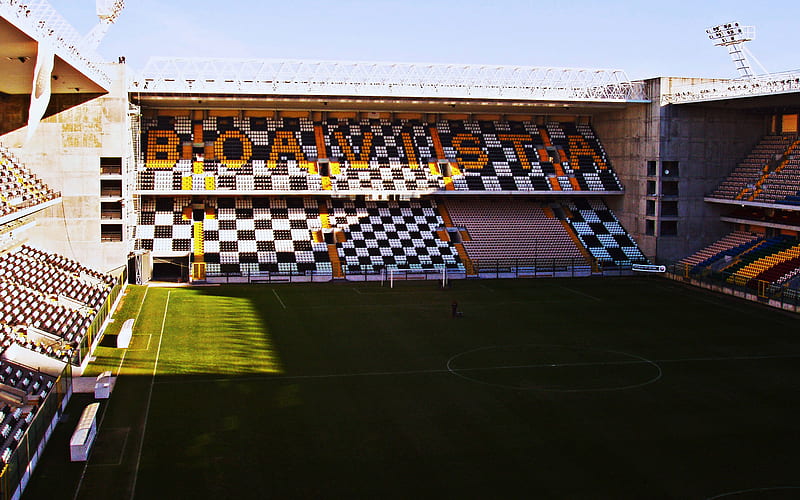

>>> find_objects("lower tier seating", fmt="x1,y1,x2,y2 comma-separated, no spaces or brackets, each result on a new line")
329,198,461,273
678,231,762,271
0,245,116,362
0,360,56,464
561,199,647,266
683,232,800,290
137,195,648,275
443,197,586,264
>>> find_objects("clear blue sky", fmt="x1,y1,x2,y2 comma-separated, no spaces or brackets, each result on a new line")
48,0,799,80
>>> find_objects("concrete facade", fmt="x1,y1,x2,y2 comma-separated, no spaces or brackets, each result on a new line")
0,63,132,273
595,77,767,264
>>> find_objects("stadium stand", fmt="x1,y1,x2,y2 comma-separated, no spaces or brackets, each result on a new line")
139,117,624,194
443,197,587,265
0,360,56,465
709,135,798,202
561,198,647,266
0,146,59,218
0,245,115,360
678,231,761,269
329,198,462,273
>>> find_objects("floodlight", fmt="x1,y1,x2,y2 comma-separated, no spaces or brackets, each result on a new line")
705,22,761,78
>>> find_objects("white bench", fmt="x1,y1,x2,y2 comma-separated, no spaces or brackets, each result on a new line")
69,403,99,461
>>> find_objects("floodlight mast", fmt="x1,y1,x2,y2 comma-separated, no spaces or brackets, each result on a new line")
706,22,756,78
82,0,125,51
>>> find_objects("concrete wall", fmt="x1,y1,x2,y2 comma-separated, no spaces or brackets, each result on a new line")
595,77,767,264
0,63,131,274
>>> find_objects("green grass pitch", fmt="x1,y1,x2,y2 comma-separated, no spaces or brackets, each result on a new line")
24,277,800,499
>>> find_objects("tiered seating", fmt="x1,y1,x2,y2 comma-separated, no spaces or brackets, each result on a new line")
562,199,647,266
0,246,114,346
435,120,622,192
136,196,193,253
139,117,625,194
678,231,761,269
548,122,623,191
722,235,800,287
203,197,330,275
444,197,586,263
0,246,114,364
0,146,59,218
0,360,57,464
137,196,331,275
329,198,463,272
324,119,442,192
710,135,796,201
761,146,800,205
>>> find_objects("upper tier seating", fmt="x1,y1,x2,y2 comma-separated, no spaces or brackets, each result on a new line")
0,146,59,218
710,135,799,203
139,117,623,194
443,197,586,264
561,199,647,266
0,246,115,361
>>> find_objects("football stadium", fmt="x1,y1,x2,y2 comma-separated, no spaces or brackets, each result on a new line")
0,1,798,498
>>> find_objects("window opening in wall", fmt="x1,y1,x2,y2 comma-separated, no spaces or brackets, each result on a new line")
662,180,679,197
647,161,657,176
661,200,678,217
645,219,655,236
646,180,657,196
101,224,123,242
660,220,678,236
646,200,656,216
101,202,122,220
100,157,122,175
101,179,122,198
661,161,679,177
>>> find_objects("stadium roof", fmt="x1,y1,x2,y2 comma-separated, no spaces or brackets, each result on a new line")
130,57,649,104
0,0,110,93
662,70,800,105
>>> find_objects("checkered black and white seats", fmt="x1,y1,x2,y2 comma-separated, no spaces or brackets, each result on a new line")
329,198,463,272
563,198,647,265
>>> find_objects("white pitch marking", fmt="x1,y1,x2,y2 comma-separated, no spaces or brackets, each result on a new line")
130,290,170,500
272,289,287,309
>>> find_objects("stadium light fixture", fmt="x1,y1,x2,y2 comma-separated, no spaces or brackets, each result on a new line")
705,22,765,79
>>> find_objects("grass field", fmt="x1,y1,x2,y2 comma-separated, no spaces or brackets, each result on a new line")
23,277,800,499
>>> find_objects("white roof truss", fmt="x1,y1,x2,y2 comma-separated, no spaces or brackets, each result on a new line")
131,57,649,103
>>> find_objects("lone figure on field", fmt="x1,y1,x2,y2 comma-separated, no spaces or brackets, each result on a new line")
451,300,459,318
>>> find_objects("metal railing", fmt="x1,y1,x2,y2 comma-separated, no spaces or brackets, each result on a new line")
666,262,800,311
201,258,635,284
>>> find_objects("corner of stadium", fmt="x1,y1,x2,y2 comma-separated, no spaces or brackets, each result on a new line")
0,4,799,499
